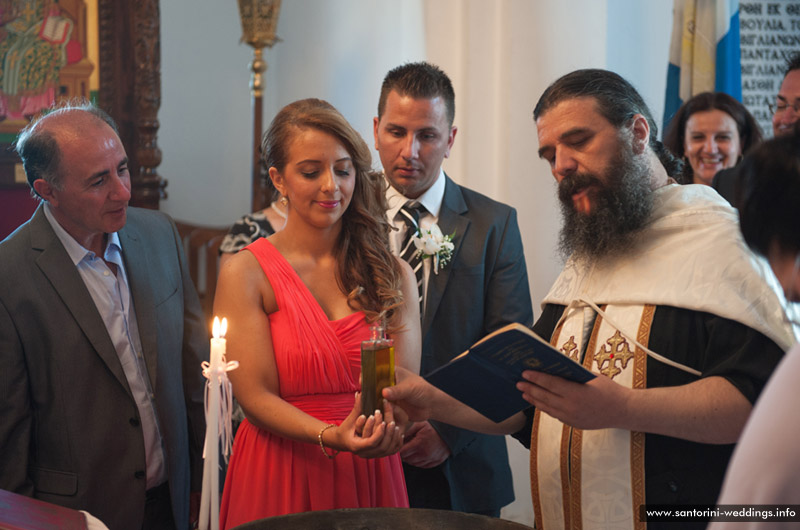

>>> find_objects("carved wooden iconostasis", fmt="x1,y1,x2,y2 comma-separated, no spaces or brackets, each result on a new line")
0,0,163,239
96,0,164,210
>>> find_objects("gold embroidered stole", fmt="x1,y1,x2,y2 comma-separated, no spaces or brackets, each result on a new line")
530,304,654,530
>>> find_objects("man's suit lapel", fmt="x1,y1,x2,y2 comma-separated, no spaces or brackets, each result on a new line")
30,206,132,395
422,175,470,338
119,217,159,390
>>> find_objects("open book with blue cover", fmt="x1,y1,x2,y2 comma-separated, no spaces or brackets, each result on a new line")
424,322,596,422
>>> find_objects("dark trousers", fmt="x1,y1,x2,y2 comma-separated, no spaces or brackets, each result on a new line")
143,482,176,530
402,463,501,518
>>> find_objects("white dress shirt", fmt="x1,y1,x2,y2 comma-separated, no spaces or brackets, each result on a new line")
385,168,446,315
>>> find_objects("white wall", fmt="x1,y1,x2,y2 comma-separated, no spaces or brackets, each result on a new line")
159,0,673,525
160,0,425,226
606,0,674,134
159,1,249,225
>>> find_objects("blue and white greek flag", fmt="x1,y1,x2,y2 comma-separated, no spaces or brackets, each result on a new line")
663,0,741,129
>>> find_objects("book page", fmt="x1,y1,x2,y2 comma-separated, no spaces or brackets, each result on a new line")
40,15,70,43
470,322,546,348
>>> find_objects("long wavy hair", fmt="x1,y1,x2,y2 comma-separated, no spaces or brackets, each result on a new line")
262,98,405,329
662,92,763,184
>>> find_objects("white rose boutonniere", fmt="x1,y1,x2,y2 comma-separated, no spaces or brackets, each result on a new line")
411,223,455,275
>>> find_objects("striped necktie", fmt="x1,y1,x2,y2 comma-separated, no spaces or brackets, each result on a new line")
399,202,425,316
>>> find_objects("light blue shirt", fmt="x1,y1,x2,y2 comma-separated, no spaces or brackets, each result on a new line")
44,204,167,489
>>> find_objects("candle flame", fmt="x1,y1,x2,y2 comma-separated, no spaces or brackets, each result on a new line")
212,317,228,339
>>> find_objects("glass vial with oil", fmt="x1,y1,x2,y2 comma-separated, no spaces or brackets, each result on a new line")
361,322,395,416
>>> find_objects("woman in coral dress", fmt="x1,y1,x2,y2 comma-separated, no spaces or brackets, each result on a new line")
216,98,420,529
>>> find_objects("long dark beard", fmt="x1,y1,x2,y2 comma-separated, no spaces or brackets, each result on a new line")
557,141,654,261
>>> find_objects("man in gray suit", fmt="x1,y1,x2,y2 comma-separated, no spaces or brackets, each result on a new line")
373,62,534,516
0,102,208,530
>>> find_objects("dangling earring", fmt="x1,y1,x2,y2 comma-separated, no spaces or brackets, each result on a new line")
271,195,288,221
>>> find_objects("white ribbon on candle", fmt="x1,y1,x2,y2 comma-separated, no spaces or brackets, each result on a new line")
200,358,240,460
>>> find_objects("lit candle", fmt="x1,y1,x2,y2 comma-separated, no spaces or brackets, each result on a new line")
200,316,227,530
211,316,228,367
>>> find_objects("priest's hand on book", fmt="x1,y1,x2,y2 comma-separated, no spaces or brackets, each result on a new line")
518,369,629,430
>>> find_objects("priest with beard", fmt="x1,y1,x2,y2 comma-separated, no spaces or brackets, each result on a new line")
384,69,796,530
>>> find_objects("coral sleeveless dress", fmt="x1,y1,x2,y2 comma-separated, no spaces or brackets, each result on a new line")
219,239,408,529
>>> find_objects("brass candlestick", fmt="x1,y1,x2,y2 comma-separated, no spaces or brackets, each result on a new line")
237,0,282,212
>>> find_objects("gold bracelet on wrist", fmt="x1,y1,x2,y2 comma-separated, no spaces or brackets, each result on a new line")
318,423,339,459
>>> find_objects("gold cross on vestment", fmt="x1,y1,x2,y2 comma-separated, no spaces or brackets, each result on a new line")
560,335,579,362
593,330,634,379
